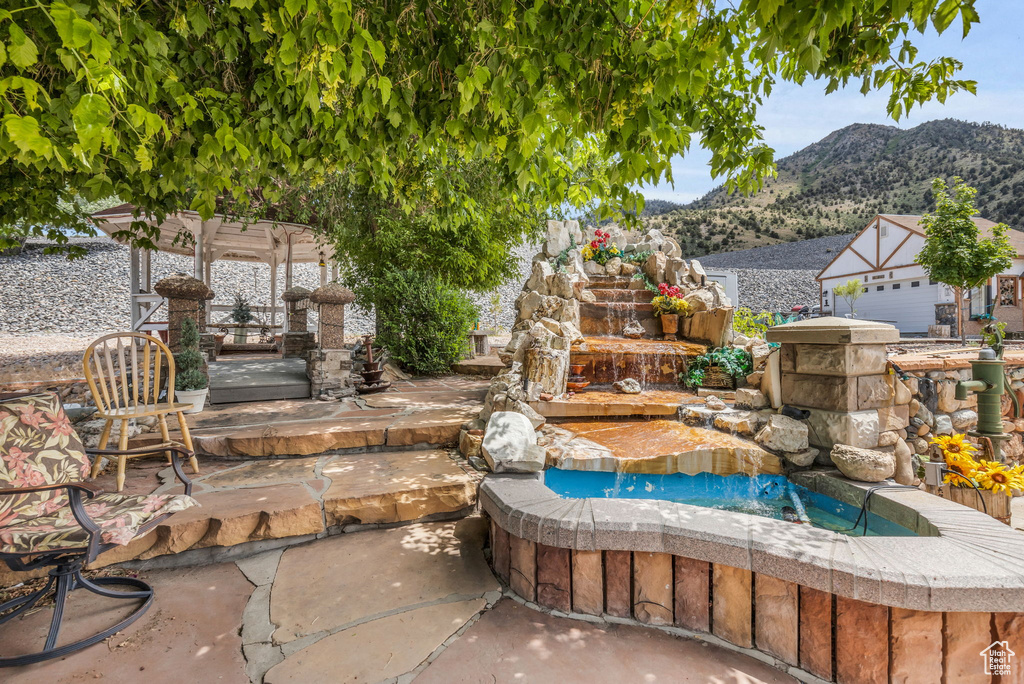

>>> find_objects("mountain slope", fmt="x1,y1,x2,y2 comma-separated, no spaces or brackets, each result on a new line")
648,119,1024,258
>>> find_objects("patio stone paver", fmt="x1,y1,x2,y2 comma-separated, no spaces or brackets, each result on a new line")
3,563,253,684
386,406,480,446
362,389,487,409
264,599,486,684
414,599,798,684
194,415,397,457
96,483,324,566
322,449,478,526
270,519,499,643
199,457,319,487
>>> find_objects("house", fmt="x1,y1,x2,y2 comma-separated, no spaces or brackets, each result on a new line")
816,214,1024,336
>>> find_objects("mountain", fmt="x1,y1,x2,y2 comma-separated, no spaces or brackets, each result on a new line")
646,119,1024,258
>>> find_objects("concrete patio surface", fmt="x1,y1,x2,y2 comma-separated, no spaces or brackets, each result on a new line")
2,518,798,684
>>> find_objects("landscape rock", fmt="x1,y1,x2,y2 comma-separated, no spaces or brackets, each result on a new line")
583,260,604,275
705,395,727,411
734,388,768,410
604,257,622,276
509,399,546,430
683,289,713,313
662,238,682,258
783,448,819,467
545,220,571,257
893,438,915,485
643,252,667,284
713,411,763,436
689,259,707,284
933,414,954,436
612,378,642,394
482,412,544,473
622,319,645,339
525,260,554,294
949,409,978,431
620,262,638,276
830,444,895,482
754,414,809,454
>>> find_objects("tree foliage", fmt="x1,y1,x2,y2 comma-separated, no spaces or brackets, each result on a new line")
1,0,981,256
175,318,208,391
833,278,865,316
915,176,1015,340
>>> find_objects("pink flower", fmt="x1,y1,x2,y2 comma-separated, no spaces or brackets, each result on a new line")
7,446,31,464
84,502,110,518
18,408,43,428
12,464,45,488
141,496,165,514
47,414,75,437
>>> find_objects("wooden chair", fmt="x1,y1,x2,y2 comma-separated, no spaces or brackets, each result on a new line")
83,333,200,491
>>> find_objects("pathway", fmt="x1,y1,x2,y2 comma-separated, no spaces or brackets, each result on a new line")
3,518,796,684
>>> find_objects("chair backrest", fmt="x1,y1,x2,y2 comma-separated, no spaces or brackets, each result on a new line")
84,333,176,414
0,393,90,523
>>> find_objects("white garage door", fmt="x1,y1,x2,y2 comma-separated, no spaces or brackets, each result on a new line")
842,279,938,334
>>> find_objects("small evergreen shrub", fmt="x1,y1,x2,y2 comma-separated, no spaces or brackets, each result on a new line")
175,318,208,391
231,293,254,324
360,270,478,375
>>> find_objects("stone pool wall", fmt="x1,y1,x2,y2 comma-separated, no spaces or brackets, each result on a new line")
488,520,1023,683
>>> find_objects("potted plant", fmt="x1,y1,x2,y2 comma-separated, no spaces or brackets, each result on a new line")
931,433,1023,524
175,318,209,414
231,292,254,343
651,283,691,340
580,229,622,265
683,347,752,390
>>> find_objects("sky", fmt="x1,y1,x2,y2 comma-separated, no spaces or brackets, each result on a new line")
640,0,1024,204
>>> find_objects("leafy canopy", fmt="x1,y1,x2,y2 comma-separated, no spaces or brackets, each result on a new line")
1,0,981,256
833,278,865,316
915,177,1016,293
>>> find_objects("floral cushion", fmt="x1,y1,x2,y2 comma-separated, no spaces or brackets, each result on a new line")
0,492,197,553
0,393,92,528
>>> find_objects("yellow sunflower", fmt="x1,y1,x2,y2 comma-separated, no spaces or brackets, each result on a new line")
975,465,1017,495
930,434,977,460
943,460,978,488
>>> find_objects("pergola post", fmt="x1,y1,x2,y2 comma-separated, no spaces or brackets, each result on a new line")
269,256,278,328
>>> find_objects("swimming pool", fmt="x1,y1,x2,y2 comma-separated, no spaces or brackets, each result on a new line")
543,468,917,537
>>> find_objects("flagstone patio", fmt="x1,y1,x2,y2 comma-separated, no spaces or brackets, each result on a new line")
3,518,796,684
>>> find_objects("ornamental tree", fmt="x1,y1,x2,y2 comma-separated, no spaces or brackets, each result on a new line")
915,177,1016,343
833,278,865,317
1,0,982,259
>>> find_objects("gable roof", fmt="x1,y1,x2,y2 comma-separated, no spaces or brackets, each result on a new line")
817,213,1024,280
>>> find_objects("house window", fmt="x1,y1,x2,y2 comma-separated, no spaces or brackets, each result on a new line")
911,281,920,287
871,274,885,280
999,276,1017,306
892,283,901,290
969,286,987,318
929,279,938,285
880,224,888,238
876,285,884,291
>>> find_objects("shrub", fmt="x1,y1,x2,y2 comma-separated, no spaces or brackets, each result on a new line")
175,318,208,391
231,293,254,325
359,270,478,375
733,307,768,338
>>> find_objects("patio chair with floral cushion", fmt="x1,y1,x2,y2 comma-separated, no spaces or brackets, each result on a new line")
0,392,197,667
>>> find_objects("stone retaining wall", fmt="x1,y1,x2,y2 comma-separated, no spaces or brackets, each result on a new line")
488,519,1022,684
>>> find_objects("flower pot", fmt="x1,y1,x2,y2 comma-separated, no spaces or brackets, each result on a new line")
176,388,209,414
941,484,1012,524
660,314,679,341
232,327,247,343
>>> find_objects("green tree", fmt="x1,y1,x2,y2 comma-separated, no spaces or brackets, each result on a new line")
174,318,208,392
0,0,980,256
915,177,1016,342
833,278,865,317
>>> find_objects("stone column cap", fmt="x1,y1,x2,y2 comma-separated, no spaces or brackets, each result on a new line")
309,283,355,305
281,286,312,302
154,273,214,300
766,316,899,345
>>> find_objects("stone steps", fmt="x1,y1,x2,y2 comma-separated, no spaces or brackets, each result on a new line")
585,275,634,289
579,301,658,337
571,336,706,386
530,389,704,417
588,289,655,303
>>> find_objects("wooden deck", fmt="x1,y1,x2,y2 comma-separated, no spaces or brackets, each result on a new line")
208,357,310,403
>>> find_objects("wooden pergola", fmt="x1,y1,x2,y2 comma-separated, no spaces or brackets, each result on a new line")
92,204,336,333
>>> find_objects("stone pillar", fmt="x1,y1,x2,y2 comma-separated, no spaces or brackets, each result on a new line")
281,286,315,359
767,318,905,454
306,283,356,398
154,274,214,352
309,283,355,349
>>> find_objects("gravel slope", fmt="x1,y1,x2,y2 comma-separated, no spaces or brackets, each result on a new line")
0,238,535,338
697,233,855,271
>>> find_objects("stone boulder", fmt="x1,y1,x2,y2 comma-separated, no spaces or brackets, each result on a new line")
893,438,915,485
755,414,808,454
662,237,682,258
665,258,688,287
933,414,954,436
734,388,768,410
950,409,978,430
565,219,583,245
482,412,545,473
583,260,604,276
704,395,727,411
545,220,571,257
830,444,895,482
643,252,667,284
612,378,642,394
524,339,569,400
713,411,763,437
604,257,622,276
688,259,707,284
783,448,819,467
525,260,554,294
683,289,713,313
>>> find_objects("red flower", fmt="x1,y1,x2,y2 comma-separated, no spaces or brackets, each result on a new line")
590,240,598,249
658,283,668,294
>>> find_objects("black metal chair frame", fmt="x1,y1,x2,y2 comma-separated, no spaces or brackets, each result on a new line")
0,445,194,667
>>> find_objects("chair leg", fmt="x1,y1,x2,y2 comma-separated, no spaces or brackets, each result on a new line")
116,420,130,492
157,413,172,464
90,420,113,478
0,561,154,667
176,412,200,474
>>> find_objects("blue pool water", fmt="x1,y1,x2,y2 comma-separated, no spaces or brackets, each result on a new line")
544,469,917,537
